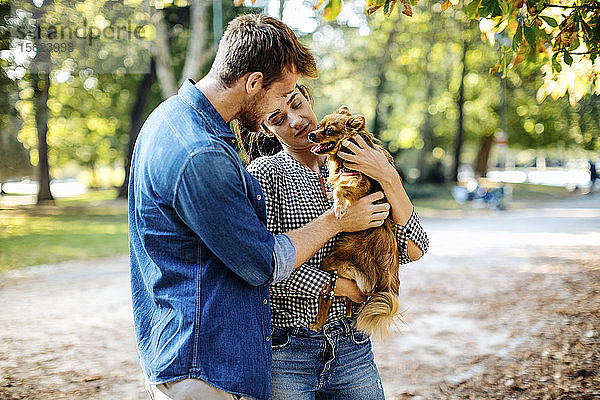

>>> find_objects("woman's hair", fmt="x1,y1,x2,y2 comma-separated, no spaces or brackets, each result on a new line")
210,14,318,89
236,84,311,164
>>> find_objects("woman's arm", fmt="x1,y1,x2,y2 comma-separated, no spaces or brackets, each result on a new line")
338,134,428,261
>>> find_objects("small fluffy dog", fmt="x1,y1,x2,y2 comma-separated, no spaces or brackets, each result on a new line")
307,106,400,338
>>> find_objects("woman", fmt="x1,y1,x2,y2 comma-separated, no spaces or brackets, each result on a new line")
243,85,429,400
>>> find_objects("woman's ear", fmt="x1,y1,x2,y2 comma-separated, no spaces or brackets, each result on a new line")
297,85,312,106
260,124,275,138
346,115,366,131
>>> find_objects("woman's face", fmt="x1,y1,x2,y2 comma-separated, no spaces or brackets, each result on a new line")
262,88,318,151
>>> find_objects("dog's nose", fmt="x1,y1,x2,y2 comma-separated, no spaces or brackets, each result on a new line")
308,132,316,142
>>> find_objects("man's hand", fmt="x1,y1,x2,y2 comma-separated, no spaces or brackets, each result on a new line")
333,191,390,233
334,277,367,303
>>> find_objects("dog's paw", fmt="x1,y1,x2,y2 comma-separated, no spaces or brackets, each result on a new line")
334,201,349,219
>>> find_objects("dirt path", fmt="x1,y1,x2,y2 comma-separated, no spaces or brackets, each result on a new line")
375,195,600,399
1,195,599,399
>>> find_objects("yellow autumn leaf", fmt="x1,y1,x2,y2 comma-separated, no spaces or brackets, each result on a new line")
313,0,326,9
324,0,342,20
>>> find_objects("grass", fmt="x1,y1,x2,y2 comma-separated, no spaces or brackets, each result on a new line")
405,183,461,211
507,183,574,202
0,183,579,272
0,189,128,272
407,182,575,213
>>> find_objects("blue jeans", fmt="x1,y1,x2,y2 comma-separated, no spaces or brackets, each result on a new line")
271,319,386,400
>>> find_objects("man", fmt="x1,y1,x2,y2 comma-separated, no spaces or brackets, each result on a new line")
129,14,390,400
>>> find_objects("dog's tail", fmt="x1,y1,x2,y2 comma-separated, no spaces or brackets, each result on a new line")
355,292,401,339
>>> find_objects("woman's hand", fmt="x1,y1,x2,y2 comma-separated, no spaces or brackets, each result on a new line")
337,134,399,185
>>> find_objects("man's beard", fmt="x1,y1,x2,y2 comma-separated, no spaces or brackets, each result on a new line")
236,91,266,132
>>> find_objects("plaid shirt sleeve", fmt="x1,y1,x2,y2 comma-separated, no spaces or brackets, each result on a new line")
276,265,331,297
396,208,429,265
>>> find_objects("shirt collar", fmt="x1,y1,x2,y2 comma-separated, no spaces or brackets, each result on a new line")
178,79,238,147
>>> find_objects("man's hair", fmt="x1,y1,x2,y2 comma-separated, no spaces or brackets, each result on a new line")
210,14,318,89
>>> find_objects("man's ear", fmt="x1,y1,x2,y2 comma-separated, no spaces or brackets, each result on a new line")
346,115,366,131
337,105,351,116
245,72,264,94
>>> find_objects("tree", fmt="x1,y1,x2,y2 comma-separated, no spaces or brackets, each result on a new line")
0,2,30,182
117,59,156,198
303,2,505,182
117,0,251,198
149,0,213,98
307,0,600,105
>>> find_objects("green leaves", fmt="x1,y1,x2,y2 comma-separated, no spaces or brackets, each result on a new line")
540,15,558,28
479,0,503,17
523,25,537,47
552,52,562,72
569,35,580,51
564,51,573,66
464,0,502,19
512,23,523,52
465,0,480,18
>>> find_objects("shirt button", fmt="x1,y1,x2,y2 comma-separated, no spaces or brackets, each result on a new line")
266,336,270,342
231,139,236,145
263,299,268,305
257,194,262,200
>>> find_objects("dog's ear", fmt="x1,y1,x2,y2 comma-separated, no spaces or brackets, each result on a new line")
346,115,366,131
337,105,352,116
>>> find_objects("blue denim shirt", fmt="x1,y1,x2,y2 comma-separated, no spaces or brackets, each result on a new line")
128,79,295,400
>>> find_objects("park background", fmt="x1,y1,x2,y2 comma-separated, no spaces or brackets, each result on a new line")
1,0,599,398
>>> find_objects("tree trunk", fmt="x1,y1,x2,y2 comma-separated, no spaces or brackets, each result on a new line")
150,8,178,98
212,0,223,51
417,69,436,182
416,21,439,182
32,71,54,203
179,0,213,83
123,1,212,198
31,2,54,204
451,39,468,182
473,133,494,177
150,1,212,99
118,59,157,199
372,16,400,139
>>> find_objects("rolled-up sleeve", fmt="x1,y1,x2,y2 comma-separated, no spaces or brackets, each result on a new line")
397,208,429,265
272,233,295,283
174,150,288,286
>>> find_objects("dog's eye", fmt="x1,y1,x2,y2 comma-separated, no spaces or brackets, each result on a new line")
325,127,333,135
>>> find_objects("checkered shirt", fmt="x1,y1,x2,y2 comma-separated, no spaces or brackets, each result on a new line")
247,150,429,329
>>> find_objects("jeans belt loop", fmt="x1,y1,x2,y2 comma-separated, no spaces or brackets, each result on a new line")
341,318,351,336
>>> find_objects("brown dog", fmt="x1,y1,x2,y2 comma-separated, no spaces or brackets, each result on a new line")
307,105,400,338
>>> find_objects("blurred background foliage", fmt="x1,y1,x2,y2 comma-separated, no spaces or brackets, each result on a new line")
0,0,599,202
